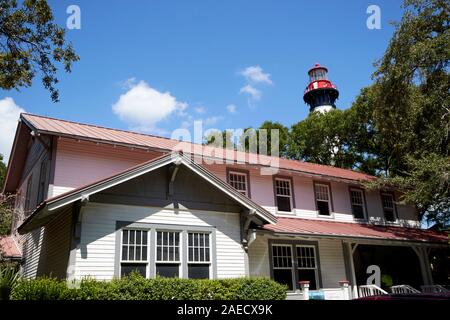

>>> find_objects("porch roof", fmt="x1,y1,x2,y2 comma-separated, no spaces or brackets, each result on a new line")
0,236,22,259
260,217,449,245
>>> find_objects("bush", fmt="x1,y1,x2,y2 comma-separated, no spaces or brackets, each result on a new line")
11,274,287,300
0,266,20,300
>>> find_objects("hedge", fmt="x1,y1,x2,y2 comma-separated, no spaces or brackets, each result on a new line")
10,273,287,300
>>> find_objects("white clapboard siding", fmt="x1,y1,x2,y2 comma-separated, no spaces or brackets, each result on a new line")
248,235,347,288
318,239,347,287
22,227,44,279
21,209,72,279
75,202,246,280
36,209,72,278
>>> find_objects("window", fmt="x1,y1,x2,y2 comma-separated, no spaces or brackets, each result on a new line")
314,183,331,216
121,229,148,277
188,232,211,279
275,178,293,212
272,245,294,290
350,189,366,219
381,193,396,222
271,242,320,291
228,171,249,196
37,161,47,205
156,231,180,278
296,246,318,290
24,176,33,214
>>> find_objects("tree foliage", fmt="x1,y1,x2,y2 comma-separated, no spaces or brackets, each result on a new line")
0,0,79,102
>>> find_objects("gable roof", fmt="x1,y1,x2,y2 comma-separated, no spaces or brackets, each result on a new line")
18,152,277,234
18,113,375,182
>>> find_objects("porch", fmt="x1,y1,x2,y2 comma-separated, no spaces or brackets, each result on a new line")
248,217,449,300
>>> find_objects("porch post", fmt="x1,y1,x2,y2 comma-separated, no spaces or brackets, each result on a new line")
413,246,433,286
343,241,358,299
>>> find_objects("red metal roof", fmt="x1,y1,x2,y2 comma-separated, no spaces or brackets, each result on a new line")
20,113,374,182
261,217,449,244
0,236,21,259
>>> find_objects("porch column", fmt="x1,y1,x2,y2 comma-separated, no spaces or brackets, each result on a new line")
413,246,433,286
343,241,358,299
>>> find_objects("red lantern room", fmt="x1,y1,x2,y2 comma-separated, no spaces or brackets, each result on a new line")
303,64,339,113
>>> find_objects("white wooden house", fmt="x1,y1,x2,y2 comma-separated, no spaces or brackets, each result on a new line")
1,113,448,299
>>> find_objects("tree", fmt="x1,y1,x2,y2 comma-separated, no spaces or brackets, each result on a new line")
0,154,12,236
204,130,236,149
0,0,79,102
367,0,450,225
239,122,290,157
0,154,6,190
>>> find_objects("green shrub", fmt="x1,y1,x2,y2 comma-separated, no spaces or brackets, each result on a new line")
0,266,20,300
11,274,287,300
11,277,68,300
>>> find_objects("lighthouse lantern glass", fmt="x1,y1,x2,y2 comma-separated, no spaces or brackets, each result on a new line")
309,68,327,82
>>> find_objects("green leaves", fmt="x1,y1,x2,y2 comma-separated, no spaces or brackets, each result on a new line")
10,274,288,300
0,0,79,102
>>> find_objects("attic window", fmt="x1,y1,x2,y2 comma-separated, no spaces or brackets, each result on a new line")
228,171,249,196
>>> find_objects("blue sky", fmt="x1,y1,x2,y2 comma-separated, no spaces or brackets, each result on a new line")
0,0,405,160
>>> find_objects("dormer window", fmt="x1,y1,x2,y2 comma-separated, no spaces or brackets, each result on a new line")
381,193,396,222
314,183,332,216
227,170,250,197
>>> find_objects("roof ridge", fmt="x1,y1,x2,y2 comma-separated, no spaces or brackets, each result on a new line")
21,113,374,180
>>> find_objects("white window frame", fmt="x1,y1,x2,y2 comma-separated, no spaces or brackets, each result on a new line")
274,177,294,213
296,245,319,289
314,183,333,217
271,244,295,290
120,229,149,277
228,171,249,196
381,193,397,222
349,188,367,220
155,230,181,277
187,232,212,279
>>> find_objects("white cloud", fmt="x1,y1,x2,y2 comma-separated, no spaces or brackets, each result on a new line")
226,104,237,114
0,97,25,163
194,106,206,114
112,80,188,133
239,84,262,101
203,116,222,127
240,65,273,85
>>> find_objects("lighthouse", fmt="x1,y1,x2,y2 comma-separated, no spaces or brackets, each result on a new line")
303,64,339,113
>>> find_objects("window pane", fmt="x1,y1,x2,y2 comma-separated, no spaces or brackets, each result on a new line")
136,246,141,260
122,245,128,261
121,263,146,277
317,200,330,215
142,232,147,245
297,269,317,290
122,230,129,244
384,210,395,222
277,196,291,212
352,204,365,219
156,264,179,278
157,246,162,261
129,230,135,244
136,231,141,244
188,264,210,279
273,269,293,291
142,246,147,261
